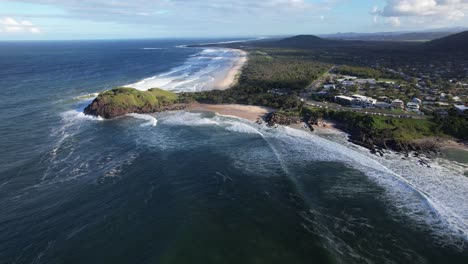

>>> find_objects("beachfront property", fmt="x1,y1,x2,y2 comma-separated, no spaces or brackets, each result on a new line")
323,84,336,90
355,79,377,85
406,102,420,112
454,104,468,115
335,95,354,106
334,94,377,108
375,102,392,109
392,99,405,109
412,97,422,105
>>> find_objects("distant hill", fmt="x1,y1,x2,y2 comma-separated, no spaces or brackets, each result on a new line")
320,28,467,42
257,34,414,49
262,35,362,48
277,35,333,46
425,30,468,53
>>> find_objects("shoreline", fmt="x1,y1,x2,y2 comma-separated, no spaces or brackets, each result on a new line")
213,49,248,90
188,103,273,122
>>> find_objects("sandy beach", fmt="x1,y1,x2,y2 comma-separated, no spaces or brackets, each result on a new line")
188,103,273,122
214,49,248,90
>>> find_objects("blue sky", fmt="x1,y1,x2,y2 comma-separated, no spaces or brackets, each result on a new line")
1,0,467,40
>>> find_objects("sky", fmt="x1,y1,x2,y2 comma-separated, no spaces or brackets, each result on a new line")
0,0,467,40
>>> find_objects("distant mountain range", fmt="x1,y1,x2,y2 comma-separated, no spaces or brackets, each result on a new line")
254,30,468,55
319,28,467,42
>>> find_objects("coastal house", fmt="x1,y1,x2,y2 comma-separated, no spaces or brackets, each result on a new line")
355,79,376,85
375,102,392,109
406,102,420,112
392,99,405,109
335,95,354,106
378,96,391,103
323,84,336,90
341,81,355,86
412,98,422,105
454,105,468,115
351,94,377,108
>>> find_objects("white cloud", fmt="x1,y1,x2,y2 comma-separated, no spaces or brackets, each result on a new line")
0,17,41,33
371,0,468,28
373,0,468,18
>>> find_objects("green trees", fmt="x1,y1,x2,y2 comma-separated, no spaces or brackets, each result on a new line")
182,48,331,111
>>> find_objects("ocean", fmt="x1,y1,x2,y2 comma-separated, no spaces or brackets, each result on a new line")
0,39,467,264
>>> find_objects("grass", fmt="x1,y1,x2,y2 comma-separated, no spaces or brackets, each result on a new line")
97,87,177,108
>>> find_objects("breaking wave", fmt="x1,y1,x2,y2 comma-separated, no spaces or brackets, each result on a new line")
127,113,158,127
156,111,468,247
125,48,244,92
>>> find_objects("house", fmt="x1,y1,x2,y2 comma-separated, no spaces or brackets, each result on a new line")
412,98,422,105
350,94,377,108
335,95,354,106
323,84,336,90
454,105,468,115
342,81,355,86
355,79,376,85
392,99,405,109
406,102,420,112
375,102,392,109
378,96,391,103
436,102,450,107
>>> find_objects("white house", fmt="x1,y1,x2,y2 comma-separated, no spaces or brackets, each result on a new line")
392,99,405,109
454,105,468,115
412,98,422,105
406,102,420,112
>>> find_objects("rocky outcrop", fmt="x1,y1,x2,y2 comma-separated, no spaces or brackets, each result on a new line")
264,112,302,126
84,100,187,119
83,87,185,119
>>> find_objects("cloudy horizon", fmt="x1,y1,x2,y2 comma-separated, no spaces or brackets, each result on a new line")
1,0,468,40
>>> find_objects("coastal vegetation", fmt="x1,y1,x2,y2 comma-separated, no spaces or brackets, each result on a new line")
301,107,468,151
84,87,182,119
179,48,331,110
333,65,401,80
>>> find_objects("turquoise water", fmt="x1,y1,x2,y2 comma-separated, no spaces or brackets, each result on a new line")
0,40,467,263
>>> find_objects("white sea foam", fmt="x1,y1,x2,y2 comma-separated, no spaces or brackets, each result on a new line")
224,121,263,135
157,112,468,246
72,93,99,101
159,112,219,126
61,109,104,122
125,48,243,92
127,113,158,127
141,48,166,50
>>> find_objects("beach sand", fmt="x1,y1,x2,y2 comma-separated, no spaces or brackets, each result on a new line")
214,49,248,90
188,103,273,122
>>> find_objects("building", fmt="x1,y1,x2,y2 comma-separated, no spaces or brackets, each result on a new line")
454,105,468,115
392,99,405,109
323,84,336,90
355,79,376,85
335,95,377,108
412,98,422,105
351,95,377,108
406,102,420,112
335,95,354,106
341,81,355,86
378,96,391,103
375,102,392,109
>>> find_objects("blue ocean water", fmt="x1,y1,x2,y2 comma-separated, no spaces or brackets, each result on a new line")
0,39,467,264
